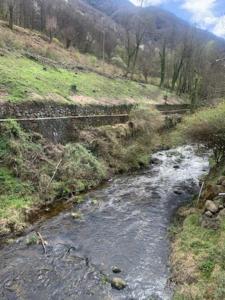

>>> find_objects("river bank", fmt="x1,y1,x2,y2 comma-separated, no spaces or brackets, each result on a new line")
0,146,208,300
0,105,163,239
171,161,225,300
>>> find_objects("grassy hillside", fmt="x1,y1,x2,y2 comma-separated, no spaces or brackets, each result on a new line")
0,54,176,104
0,21,184,105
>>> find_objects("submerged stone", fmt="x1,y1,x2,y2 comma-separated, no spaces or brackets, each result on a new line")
111,277,127,290
71,212,82,219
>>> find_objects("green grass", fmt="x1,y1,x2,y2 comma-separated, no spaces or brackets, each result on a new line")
0,168,35,219
0,54,171,103
172,211,225,299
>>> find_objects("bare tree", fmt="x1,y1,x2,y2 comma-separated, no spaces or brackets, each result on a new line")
46,15,57,43
7,0,16,30
159,40,166,87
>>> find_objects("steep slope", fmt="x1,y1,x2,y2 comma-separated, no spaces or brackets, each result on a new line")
85,0,225,47
0,21,183,105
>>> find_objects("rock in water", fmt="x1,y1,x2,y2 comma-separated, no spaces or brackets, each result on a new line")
205,200,218,214
111,277,127,290
174,190,182,195
71,212,82,219
112,266,121,274
173,165,180,169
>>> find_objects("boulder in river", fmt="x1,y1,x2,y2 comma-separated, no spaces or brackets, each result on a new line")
111,277,127,290
174,190,182,195
150,157,161,165
112,266,121,274
173,165,180,169
205,200,218,214
71,212,82,219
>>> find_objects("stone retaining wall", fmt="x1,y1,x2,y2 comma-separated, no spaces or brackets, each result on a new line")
0,101,133,143
0,101,133,118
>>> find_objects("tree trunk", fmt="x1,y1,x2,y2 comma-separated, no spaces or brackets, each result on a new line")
9,4,14,30
131,42,140,79
159,43,166,88
49,30,53,43
190,73,200,111
66,39,71,49
171,58,183,91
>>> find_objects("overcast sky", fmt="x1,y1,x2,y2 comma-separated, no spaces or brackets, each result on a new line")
130,0,225,38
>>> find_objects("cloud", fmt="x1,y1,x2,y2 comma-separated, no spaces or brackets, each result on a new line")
181,0,215,26
130,0,225,38
181,0,225,38
130,0,168,6
212,16,225,37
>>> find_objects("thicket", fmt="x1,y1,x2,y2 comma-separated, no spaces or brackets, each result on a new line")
0,120,106,234
173,102,225,163
80,105,163,172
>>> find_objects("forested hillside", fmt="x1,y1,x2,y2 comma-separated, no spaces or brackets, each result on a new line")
0,0,225,104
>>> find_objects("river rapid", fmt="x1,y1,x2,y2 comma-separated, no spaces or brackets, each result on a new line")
0,146,209,300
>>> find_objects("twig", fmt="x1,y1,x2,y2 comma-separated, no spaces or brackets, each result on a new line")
46,158,63,189
197,181,204,206
36,231,47,254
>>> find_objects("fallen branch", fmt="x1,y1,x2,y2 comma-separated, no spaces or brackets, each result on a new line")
46,158,63,189
36,231,47,254
196,181,204,207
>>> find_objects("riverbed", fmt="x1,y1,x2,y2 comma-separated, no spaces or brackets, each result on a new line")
0,146,209,300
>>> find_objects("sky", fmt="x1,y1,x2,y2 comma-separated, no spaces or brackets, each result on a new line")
130,0,225,38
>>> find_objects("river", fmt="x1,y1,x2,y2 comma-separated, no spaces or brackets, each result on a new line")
0,146,209,300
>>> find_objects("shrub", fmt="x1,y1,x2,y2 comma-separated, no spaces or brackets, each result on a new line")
199,258,215,278
56,143,107,193
111,56,126,69
175,102,225,163
129,105,163,136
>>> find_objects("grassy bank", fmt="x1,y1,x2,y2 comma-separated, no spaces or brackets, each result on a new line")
172,203,225,300
170,102,225,299
0,105,162,237
0,54,175,104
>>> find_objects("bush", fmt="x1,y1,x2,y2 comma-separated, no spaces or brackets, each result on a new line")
56,143,107,193
129,105,163,136
175,102,225,163
111,56,126,69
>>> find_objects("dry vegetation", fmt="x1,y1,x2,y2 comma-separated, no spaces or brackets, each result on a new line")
0,20,122,77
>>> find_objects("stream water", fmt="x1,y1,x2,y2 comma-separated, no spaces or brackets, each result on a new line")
0,146,209,300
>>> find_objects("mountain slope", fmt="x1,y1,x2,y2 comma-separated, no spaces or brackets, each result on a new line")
85,0,225,47
84,0,134,15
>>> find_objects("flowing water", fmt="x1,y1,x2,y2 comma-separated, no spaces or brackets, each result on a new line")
0,146,209,300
